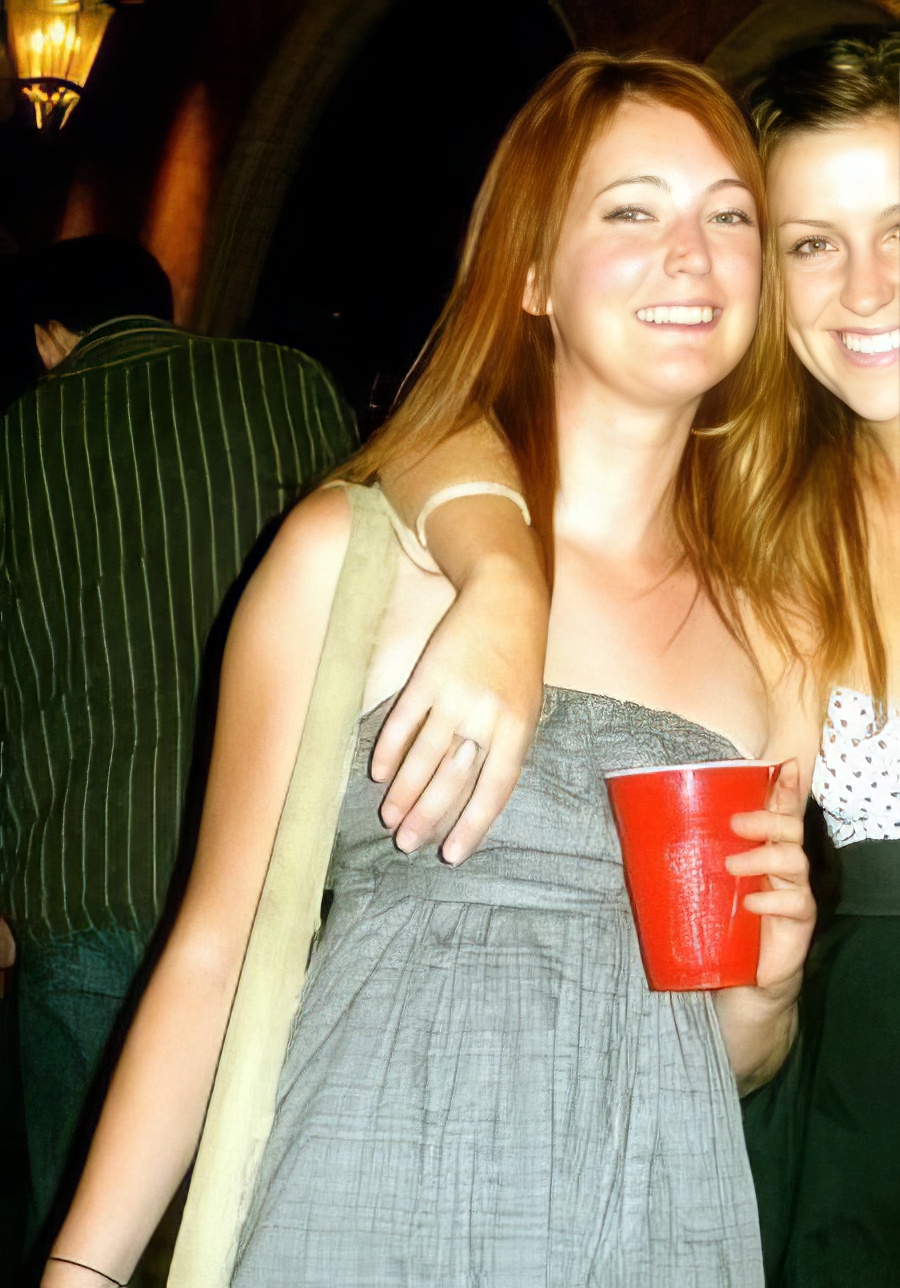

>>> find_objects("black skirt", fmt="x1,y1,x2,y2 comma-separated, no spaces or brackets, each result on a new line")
743,839,900,1288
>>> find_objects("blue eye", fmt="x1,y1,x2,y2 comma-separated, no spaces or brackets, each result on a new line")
713,209,753,226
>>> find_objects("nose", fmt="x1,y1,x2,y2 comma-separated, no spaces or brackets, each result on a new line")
841,242,897,316
663,217,712,276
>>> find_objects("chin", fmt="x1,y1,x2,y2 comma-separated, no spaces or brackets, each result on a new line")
648,359,742,404
855,401,900,427
828,380,899,426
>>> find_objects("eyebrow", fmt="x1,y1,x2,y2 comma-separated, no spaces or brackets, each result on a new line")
597,175,752,196
779,217,834,229
780,204,900,228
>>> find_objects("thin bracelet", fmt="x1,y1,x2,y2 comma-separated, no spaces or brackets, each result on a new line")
47,1255,128,1287
415,483,531,550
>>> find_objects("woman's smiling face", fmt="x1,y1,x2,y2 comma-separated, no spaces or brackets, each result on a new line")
768,115,900,426
537,97,762,416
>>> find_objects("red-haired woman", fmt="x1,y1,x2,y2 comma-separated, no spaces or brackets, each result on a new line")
370,34,900,1288
43,52,816,1288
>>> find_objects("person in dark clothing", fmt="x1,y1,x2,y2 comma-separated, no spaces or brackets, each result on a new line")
0,235,358,1276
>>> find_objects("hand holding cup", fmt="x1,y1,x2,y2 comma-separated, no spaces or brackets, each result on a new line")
725,757,816,996
606,757,811,990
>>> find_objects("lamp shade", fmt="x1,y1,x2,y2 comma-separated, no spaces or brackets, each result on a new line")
5,0,114,129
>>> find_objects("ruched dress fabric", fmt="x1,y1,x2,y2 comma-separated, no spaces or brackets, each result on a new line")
232,688,763,1287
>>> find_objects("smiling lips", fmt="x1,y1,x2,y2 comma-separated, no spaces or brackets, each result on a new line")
636,305,717,325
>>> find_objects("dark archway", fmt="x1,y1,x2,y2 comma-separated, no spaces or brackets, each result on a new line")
246,0,572,432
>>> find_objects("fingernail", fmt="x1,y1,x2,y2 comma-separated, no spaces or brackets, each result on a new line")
381,802,400,829
370,761,387,783
396,827,418,853
441,840,461,865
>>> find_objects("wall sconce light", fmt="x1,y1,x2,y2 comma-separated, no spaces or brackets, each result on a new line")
5,0,139,131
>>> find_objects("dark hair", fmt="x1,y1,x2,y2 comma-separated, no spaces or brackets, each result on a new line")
25,234,174,332
747,31,900,165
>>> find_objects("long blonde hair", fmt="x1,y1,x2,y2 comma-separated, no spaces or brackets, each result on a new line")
708,34,899,716
341,49,773,595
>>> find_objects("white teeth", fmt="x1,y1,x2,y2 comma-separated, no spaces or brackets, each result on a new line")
636,306,714,325
839,329,900,354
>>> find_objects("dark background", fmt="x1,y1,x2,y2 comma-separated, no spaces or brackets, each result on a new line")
246,0,572,431
0,0,575,417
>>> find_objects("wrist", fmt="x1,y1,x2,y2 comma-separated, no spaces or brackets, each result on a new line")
422,494,544,592
719,972,801,1024
713,976,801,1090
44,1254,128,1287
416,483,531,550
740,1003,799,1095
754,965,804,1015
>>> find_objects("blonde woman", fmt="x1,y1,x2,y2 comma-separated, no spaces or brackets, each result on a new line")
738,36,900,1288
44,52,814,1288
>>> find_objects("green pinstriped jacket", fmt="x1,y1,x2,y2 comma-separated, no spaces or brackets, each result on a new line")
0,316,358,939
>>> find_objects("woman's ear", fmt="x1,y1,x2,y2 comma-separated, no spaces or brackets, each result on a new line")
522,266,551,317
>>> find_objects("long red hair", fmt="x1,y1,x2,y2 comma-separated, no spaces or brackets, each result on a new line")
341,50,770,593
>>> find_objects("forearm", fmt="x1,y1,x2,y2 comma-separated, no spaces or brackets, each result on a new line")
372,432,548,862
376,414,547,593
44,935,239,1285
422,492,547,598
380,419,522,532
712,976,801,1096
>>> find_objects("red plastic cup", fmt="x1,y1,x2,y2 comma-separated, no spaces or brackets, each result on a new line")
605,760,778,991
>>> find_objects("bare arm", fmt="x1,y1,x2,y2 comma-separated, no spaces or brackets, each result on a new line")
377,423,549,863
380,421,523,530
43,489,353,1287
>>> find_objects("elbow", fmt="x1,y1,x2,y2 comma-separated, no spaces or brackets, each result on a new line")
154,917,249,1013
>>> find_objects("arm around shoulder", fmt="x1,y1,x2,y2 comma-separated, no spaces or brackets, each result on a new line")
367,425,548,864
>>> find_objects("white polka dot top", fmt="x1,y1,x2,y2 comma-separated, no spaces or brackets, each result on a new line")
812,687,900,848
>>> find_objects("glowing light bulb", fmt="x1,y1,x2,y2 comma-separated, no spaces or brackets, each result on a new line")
8,0,121,130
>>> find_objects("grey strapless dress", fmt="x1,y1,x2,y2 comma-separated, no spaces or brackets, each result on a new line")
232,688,763,1287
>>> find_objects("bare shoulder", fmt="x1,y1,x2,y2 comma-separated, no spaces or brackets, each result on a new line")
211,486,356,732
232,486,353,637
260,485,353,591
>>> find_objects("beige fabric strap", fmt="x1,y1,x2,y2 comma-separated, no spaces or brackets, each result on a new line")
168,484,399,1287
321,476,444,575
